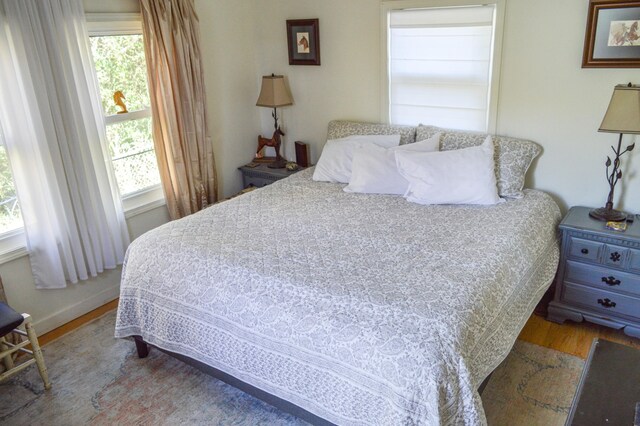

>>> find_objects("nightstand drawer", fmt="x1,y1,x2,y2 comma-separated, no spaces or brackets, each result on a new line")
628,249,640,273
565,260,640,297
243,175,276,188
568,237,603,263
603,245,628,268
563,283,640,320
239,163,305,189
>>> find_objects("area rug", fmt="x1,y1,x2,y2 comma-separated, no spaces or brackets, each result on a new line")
0,311,584,425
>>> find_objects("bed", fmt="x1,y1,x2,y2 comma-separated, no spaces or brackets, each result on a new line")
115,122,561,425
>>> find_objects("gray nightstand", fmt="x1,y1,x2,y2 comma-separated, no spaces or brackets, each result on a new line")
547,206,640,338
238,163,305,188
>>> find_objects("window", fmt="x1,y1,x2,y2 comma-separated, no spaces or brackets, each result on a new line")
87,14,163,211
0,137,22,233
0,125,26,260
382,1,504,132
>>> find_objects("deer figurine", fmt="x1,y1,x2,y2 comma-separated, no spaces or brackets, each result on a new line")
256,127,287,168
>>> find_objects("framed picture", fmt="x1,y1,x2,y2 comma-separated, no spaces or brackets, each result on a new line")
286,19,320,66
583,0,640,67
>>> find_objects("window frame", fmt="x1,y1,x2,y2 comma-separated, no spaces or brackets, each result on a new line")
86,13,165,217
0,13,165,263
380,0,505,133
0,124,27,261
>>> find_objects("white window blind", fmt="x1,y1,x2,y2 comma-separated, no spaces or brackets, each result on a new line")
389,5,496,131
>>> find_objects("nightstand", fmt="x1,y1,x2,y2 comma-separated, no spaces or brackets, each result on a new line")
238,163,305,188
547,206,640,338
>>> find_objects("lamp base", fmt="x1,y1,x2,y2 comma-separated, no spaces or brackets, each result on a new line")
267,158,287,169
589,207,627,222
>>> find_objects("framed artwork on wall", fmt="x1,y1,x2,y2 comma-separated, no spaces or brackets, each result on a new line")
583,0,640,68
286,19,320,66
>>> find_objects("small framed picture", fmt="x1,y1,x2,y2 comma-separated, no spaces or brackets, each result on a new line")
286,19,320,66
583,0,640,68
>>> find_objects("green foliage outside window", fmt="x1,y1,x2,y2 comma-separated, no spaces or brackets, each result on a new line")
106,118,160,195
0,34,161,234
90,35,150,116
0,146,21,232
90,34,161,196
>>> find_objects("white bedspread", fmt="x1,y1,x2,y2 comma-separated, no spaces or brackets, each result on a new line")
115,168,560,425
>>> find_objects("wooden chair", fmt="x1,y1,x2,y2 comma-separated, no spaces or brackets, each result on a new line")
0,302,51,389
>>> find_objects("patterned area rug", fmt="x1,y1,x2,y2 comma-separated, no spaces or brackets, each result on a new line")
0,311,583,425
482,339,584,425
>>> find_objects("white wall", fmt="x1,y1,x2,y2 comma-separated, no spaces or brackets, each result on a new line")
497,0,639,212
252,0,382,163
250,0,640,213
195,0,262,198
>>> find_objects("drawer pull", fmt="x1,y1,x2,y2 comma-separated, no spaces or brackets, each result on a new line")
609,251,622,262
581,248,589,254
597,298,616,308
601,276,621,286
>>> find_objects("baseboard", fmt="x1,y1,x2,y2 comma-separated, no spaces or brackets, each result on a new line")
32,284,120,334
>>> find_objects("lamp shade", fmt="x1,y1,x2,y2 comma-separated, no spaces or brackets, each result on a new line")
599,84,640,134
256,75,293,108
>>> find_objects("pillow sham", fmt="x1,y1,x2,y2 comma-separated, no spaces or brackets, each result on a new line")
395,136,502,205
344,133,441,195
327,120,416,145
312,134,401,183
415,125,541,198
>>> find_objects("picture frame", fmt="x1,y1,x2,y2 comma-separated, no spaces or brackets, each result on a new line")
286,19,320,66
583,0,640,68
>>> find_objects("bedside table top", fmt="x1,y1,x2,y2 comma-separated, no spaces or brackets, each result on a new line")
561,206,640,240
238,163,305,178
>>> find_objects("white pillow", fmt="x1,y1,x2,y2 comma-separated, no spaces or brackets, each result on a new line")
312,134,401,183
395,136,502,205
344,133,441,195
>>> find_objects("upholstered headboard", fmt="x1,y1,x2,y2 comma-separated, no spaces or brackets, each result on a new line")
325,120,542,199
327,120,417,145
416,125,541,198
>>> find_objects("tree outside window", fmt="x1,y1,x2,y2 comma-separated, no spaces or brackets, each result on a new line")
0,144,21,232
90,34,161,196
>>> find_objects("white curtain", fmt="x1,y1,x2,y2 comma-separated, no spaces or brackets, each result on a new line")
0,0,130,289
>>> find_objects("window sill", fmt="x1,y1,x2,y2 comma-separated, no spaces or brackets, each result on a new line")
0,187,166,265
0,228,28,264
122,185,166,218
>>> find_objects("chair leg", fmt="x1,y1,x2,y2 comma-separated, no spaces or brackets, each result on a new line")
23,317,51,390
0,336,14,370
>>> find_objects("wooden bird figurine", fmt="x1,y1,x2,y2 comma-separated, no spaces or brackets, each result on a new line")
113,90,128,114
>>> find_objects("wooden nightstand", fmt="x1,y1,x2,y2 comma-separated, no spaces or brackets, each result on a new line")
547,206,640,338
238,163,305,188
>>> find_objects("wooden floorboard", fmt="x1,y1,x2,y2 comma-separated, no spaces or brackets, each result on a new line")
35,299,639,360
38,299,119,347
518,313,640,359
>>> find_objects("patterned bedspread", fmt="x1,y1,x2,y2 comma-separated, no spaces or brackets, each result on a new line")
115,168,560,425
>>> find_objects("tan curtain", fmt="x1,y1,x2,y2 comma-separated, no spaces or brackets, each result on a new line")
140,0,217,219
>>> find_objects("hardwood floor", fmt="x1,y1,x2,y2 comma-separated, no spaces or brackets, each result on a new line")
38,299,119,347
518,313,640,359
37,299,639,360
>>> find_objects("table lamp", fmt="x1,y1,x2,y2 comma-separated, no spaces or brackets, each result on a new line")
256,74,293,168
590,83,640,222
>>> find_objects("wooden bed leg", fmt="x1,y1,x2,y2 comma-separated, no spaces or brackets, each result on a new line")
133,336,149,358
